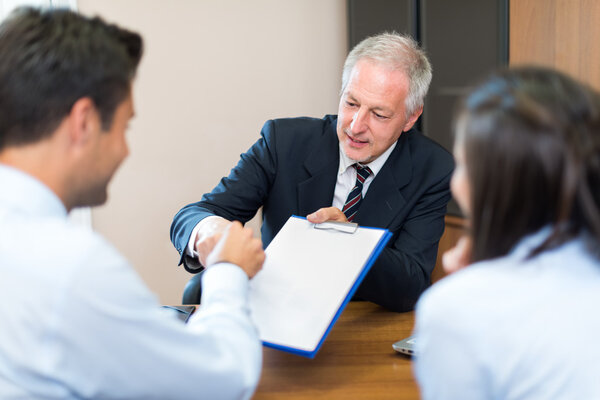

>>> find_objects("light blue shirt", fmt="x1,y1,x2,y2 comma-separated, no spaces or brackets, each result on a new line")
0,165,261,399
413,230,600,400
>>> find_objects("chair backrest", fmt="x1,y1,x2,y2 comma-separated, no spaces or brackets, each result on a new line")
182,271,204,305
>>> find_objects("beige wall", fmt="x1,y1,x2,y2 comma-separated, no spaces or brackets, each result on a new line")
77,0,348,304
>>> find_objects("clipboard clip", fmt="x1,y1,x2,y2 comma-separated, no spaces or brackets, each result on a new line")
313,221,358,234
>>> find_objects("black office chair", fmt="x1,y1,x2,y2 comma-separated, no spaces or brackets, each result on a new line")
182,271,204,305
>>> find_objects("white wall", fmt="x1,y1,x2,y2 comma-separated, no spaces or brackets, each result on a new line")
77,0,348,304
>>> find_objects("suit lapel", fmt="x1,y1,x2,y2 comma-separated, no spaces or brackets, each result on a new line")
354,132,413,228
297,122,339,216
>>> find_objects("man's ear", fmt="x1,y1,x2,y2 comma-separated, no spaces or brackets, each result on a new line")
403,106,423,132
67,97,99,147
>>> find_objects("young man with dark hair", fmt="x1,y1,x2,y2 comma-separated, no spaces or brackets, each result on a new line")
0,8,264,399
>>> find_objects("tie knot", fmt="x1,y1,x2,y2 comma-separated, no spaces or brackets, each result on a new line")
354,164,372,183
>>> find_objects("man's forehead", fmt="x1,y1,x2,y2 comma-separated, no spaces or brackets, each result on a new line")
344,90,394,112
344,84,406,112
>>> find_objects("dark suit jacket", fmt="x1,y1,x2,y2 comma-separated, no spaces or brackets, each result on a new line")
171,115,454,312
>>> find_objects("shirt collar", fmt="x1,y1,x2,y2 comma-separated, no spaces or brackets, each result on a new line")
338,141,397,177
508,226,555,259
0,164,67,218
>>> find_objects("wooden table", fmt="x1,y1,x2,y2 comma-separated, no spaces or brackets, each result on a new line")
253,302,420,399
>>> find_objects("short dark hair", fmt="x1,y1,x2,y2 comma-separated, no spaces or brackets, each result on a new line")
0,7,143,150
456,67,600,262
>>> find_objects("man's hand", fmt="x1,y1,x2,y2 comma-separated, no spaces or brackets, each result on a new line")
306,207,348,224
442,236,472,274
204,221,265,279
195,232,223,266
194,216,232,266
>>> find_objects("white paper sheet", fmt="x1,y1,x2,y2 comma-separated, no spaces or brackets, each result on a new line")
248,216,388,354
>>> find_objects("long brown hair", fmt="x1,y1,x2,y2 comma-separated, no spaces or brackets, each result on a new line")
456,67,600,262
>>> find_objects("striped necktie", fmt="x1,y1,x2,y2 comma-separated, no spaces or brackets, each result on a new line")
342,164,372,222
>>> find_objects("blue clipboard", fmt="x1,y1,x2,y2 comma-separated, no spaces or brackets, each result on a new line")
249,215,392,358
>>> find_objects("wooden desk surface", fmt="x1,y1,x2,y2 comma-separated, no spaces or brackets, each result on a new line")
253,302,419,400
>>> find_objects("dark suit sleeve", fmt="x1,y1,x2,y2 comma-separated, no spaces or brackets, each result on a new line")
355,167,453,312
169,120,278,271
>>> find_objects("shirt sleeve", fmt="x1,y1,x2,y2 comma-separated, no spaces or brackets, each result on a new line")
48,236,261,400
186,221,202,257
186,215,233,257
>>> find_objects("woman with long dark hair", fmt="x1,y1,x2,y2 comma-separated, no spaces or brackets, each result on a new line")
414,67,600,399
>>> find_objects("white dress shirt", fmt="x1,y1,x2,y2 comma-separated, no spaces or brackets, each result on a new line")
414,229,600,400
187,142,396,256
331,142,396,210
0,165,261,400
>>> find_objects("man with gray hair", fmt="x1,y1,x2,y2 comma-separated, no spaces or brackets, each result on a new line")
171,32,454,312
